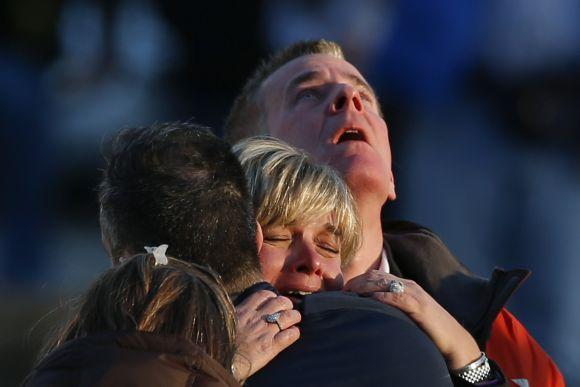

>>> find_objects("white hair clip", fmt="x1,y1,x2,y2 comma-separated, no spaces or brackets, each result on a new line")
144,244,169,266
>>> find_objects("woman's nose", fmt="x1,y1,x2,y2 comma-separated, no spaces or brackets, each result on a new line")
292,241,323,276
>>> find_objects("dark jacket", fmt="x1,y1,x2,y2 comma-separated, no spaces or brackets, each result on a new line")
247,291,455,387
382,220,530,348
23,331,240,387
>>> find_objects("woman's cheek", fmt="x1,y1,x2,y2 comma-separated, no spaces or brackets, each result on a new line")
258,246,286,284
322,259,344,290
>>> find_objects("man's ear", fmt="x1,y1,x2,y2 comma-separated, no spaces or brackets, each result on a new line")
255,221,264,253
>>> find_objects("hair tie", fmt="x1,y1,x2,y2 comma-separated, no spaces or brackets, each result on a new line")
144,244,169,266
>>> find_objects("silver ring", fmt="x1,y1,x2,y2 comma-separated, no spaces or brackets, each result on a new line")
264,311,283,331
387,280,405,294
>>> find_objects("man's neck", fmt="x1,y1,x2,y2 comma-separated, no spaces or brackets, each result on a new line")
342,200,385,282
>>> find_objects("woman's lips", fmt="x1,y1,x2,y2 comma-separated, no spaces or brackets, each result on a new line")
275,275,322,295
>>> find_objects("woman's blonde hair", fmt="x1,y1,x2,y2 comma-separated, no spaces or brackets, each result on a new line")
40,254,236,369
233,136,361,265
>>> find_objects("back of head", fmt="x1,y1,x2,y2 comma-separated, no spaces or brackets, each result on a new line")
224,39,344,142
42,254,236,369
99,121,262,293
25,255,241,387
233,136,360,265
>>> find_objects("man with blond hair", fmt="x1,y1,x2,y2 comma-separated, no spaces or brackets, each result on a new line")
225,39,564,386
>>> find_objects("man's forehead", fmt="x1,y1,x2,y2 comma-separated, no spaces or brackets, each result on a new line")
261,53,368,95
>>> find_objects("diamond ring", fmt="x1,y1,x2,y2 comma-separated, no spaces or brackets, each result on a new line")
264,311,283,331
387,280,405,294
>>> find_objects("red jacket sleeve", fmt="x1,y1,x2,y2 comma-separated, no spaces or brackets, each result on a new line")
486,308,565,387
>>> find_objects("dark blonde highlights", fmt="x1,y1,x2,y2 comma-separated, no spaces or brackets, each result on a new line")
42,254,236,369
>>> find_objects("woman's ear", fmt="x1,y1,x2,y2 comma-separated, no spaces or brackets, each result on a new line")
255,221,264,253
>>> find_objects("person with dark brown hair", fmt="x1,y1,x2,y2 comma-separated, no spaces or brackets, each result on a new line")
24,253,241,386
99,122,263,295
96,122,301,381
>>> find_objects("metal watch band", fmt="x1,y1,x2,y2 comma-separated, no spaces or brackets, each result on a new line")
452,352,491,384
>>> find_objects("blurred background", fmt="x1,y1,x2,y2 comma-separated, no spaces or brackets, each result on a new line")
1,0,579,385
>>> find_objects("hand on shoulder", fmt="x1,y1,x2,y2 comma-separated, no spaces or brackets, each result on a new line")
344,270,481,370
233,290,301,382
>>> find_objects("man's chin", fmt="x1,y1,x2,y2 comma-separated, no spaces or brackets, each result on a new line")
330,152,389,184
342,168,391,202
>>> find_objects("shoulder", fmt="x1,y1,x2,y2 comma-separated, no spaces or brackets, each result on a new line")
249,292,452,387
380,219,472,283
381,219,530,347
382,219,436,234
301,291,411,317
382,219,448,251
24,332,239,387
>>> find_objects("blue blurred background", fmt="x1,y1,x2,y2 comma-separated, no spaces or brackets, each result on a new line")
1,0,579,385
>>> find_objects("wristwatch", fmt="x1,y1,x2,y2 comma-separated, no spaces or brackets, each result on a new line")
452,352,491,384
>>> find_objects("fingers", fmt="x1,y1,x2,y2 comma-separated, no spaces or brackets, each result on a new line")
236,291,295,331
343,270,393,293
370,288,421,316
273,325,300,348
234,291,301,380
236,290,293,315
258,294,294,316
273,309,301,331
344,270,408,295
345,271,425,315
234,289,299,337
236,290,278,311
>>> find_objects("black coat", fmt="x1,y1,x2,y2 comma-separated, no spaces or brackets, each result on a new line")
245,220,516,387
247,292,454,387
382,220,530,347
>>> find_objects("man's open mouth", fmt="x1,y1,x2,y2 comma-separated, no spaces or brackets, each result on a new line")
336,127,367,143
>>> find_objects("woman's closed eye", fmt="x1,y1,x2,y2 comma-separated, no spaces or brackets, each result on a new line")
264,235,291,242
318,243,339,254
315,235,340,256
263,229,292,247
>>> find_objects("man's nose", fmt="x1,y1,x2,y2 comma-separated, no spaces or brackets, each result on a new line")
292,242,323,276
329,84,363,114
